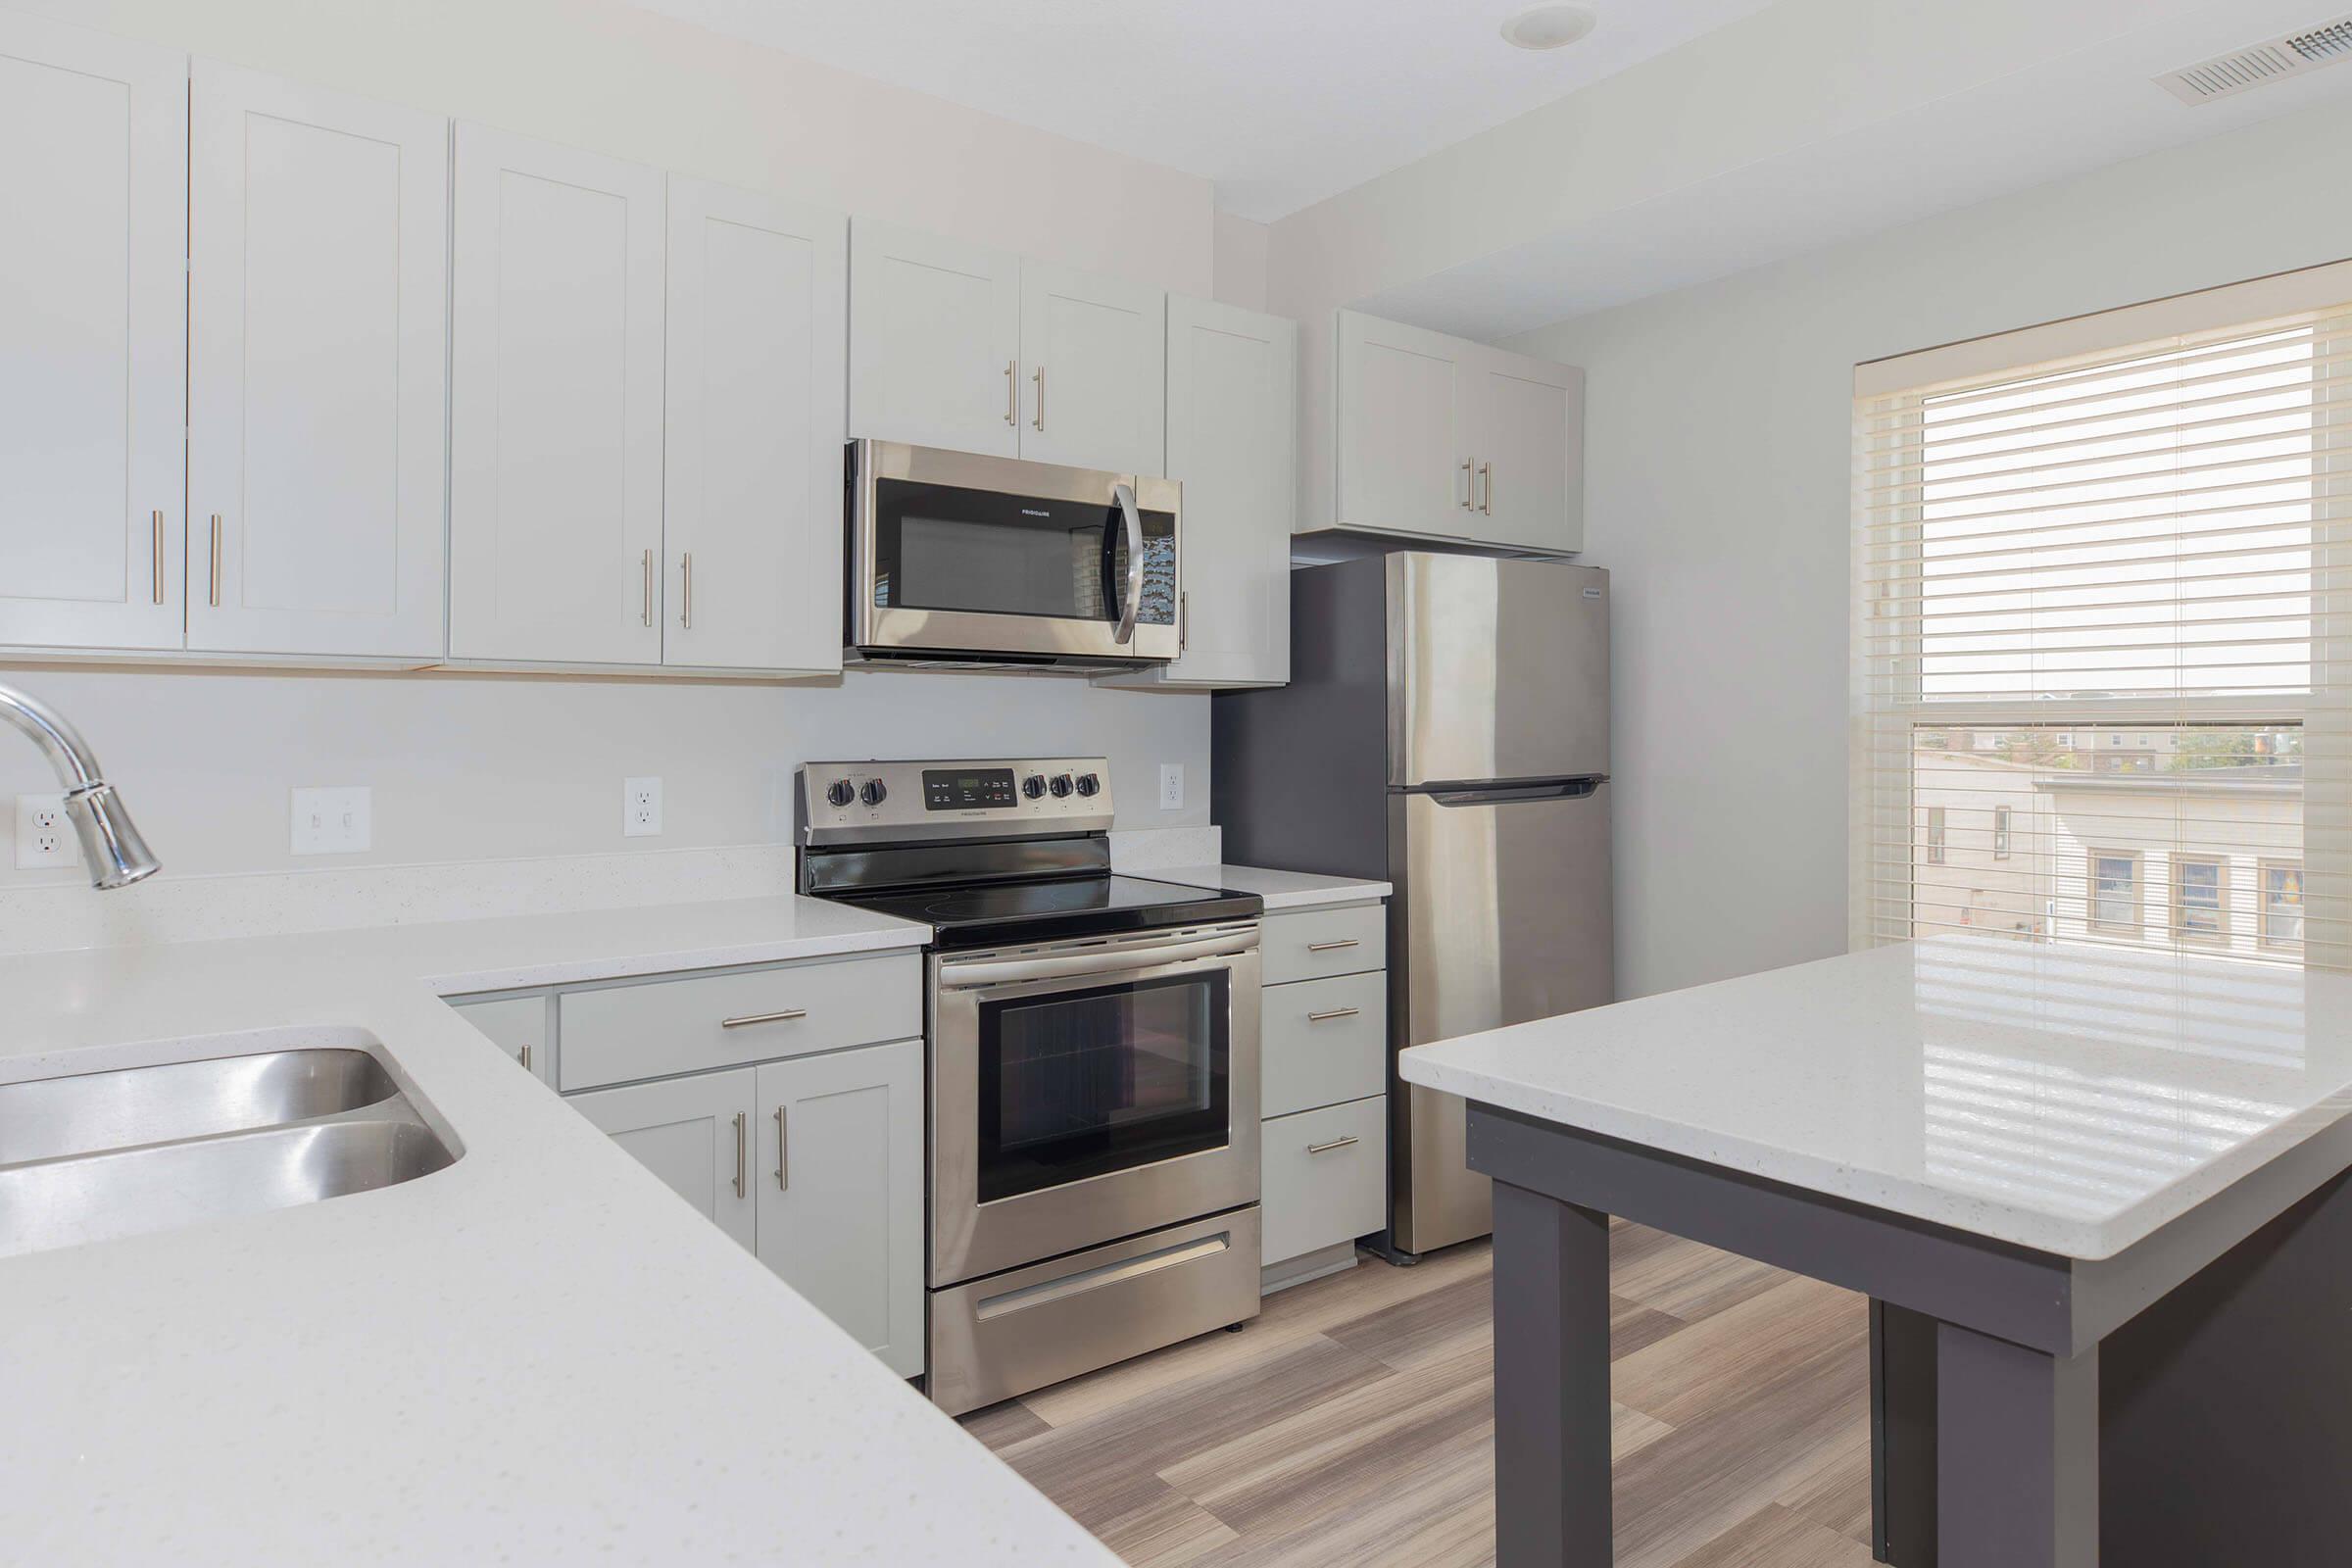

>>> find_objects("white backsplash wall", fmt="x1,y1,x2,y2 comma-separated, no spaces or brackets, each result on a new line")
0,665,1209,890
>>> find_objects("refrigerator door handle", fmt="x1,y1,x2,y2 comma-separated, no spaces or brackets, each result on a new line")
1423,777,1606,807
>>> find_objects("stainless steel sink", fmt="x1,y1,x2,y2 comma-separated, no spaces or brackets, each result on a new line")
0,1048,399,1166
0,1043,458,1262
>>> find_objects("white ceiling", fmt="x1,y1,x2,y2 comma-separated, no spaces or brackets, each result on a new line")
622,0,1776,221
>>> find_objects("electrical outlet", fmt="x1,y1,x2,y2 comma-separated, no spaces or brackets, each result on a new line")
1158,763,1184,810
291,787,371,856
14,793,76,870
624,776,663,837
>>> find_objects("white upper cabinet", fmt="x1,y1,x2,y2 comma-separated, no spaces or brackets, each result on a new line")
1323,309,1584,555
449,123,665,665
1018,261,1166,477
187,63,449,659
0,16,186,652
849,220,1020,459
850,220,1166,474
663,176,847,674
1102,297,1295,691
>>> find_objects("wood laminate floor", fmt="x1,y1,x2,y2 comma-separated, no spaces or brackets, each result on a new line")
960,1223,1876,1568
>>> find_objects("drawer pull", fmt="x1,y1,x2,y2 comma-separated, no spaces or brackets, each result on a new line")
517,1044,533,1071
1305,939,1361,953
719,1007,807,1029
1307,1135,1361,1155
1306,1005,1361,1022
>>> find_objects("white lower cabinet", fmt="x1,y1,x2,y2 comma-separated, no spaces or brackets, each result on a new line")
450,994,556,1086
568,1067,760,1251
1261,1096,1388,1268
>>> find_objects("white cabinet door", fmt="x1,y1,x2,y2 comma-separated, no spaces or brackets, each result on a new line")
449,123,664,665
848,219,1019,458
0,16,185,651
756,1041,924,1378
1334,310,1476,540
1471,344,1584,555
568,1068,757,1250
1018,260,1166,476
664,176,846,673
187,63,448,658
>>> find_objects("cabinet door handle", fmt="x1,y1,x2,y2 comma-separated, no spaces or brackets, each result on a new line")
1307,1135,1360,1155
679,552,692,629
151,511,166,606
517,1043,532,1071
1459,459,1473,510
1306,939,1360,953
720,1007,807,1029
208,514,222,607
1306,1005,1360,1022
732,1110,748,1199
1004,360,1017,426
1179,590,1188,654
1480,461,1493,515
775,1104,789,1192
1032,365,1045,432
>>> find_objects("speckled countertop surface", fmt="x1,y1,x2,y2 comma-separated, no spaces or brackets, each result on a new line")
1151,863,1391,911
0,897,1115,1566
1400,935,2352,1261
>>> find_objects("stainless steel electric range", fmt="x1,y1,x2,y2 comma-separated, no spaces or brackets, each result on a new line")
796,757,1264,1416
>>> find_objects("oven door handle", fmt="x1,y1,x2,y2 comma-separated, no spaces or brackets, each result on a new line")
938,929,1255,990
1110,481,1143,646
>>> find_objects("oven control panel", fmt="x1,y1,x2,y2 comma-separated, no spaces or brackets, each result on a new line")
798,758,1113,845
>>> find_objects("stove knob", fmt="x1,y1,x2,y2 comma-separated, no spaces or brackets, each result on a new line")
859,778,889,808
1074,772,1101,798
824,778,856,808
1049,773,1074,799
1021,774,1047,800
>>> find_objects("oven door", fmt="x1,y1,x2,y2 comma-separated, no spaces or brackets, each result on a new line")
931,922,1260,1286
850,440,1180,664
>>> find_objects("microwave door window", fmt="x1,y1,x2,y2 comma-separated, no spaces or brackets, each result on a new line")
873,480,1117,621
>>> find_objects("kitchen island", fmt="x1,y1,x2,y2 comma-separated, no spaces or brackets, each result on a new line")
1400,935,2352,1567
0,896,1115,1567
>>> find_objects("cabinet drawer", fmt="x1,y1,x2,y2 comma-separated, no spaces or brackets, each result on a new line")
1261,972,1386,1118
558,952,920,1091
1260,904,1386,985
1260,1096,1386,1266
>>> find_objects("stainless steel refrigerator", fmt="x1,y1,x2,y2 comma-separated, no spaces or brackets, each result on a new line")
1211,553,1612,1256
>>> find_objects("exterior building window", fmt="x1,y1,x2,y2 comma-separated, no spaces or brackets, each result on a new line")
2088,852,2140,934
1993,806,2012,861
2173,856,2230,944
2261,861,2306,952
1925,808,1946,865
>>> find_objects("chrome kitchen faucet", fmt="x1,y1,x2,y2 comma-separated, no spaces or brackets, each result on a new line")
0,682,159,890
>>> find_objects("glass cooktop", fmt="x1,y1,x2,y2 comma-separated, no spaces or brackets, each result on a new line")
829,874,1262,951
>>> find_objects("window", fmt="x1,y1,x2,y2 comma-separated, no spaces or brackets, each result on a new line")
2089,852,2141,934
2261,860,2305,952
2171,856,2230,944
1853,261,2351,967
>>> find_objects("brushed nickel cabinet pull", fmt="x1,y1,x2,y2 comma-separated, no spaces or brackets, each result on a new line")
732,1111,748,1198
151,511,166,605
1306,1005,1360,1022
208,514,222,607
719,1007,807,1029
1459,459,1473,510
640,549,654,627
1032,365,1045,432
774,1104,789,1192
1004,360,1017,426
1480,461,1493,515
1307,1135,1360,1155
517,1044,532,1071
679,552,692,629
1305,939,1360,953
1179,590,1188,655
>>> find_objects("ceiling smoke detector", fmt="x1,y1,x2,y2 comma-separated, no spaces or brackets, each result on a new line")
2156,15,2352,104
1500,3,1597,52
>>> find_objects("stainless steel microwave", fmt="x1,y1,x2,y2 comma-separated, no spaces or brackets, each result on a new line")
846,439,1180,671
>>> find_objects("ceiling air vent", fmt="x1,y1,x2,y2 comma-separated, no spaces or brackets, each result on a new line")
2157,16,2352,104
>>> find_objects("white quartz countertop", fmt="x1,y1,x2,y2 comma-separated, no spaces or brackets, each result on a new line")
1152,863,1391,911
0,895,1116,1566
1399,936,2352,1261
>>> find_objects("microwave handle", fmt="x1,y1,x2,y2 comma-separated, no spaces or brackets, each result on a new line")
1110,482,1143,646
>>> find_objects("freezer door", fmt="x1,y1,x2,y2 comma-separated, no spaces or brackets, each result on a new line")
1387,553,1609,788
1389,780,1613,1254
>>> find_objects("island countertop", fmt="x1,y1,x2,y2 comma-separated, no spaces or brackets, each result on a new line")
0,896,1116,1567
1398,935,2352,1260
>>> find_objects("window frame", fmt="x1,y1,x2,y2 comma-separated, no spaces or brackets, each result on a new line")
2259,858,2306,953
2086,849,2143,936
1924,806,1946,866
1992,805,2012,862
2170,854,2231,947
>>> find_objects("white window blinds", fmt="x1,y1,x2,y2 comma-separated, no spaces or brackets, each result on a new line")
1851,263,2352,970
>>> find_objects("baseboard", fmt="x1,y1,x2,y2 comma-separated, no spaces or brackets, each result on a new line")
1260,1241,1361,1296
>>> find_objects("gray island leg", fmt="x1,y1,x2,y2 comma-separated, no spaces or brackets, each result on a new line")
1492,1180,1614,1567
1935,1324,2098,1567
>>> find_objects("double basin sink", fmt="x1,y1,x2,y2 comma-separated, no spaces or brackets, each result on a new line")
0,1043,457,1261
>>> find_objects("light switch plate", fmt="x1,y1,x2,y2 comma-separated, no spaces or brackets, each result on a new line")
291,786,371,856
14,793,75,870
1159,763,1184,810
624,777,662,837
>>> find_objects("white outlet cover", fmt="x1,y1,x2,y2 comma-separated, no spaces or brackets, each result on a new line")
15,793,76,870
624,776,663,837
1159,763,1184,810
291,786,372,856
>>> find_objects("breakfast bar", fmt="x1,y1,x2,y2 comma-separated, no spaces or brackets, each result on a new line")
1400,936,2352,1567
